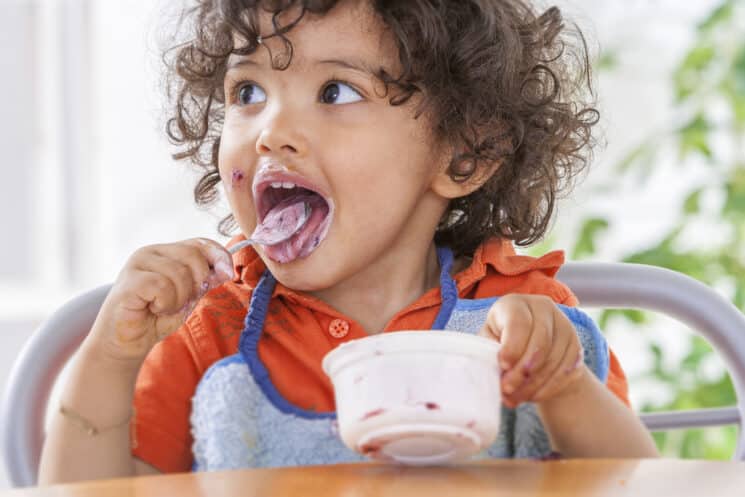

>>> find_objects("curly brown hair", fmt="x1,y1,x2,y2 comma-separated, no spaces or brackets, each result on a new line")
165,0,598,258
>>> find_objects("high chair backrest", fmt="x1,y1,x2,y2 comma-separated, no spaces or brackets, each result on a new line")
1,262,744,487
1,284,111,488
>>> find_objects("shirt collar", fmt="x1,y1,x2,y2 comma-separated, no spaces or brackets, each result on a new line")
455,238,565,289
228,235,565,300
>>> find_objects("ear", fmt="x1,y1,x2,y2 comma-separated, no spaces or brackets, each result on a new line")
430,157,502,200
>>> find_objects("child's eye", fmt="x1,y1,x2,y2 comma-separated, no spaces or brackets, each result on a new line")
235,82,266,106
320,82,362,105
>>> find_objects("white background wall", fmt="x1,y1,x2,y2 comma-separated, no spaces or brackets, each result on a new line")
0,0,727,489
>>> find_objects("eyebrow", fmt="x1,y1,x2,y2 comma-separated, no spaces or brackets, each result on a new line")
226,57,259,70
226,56,379,75
317,58,379,76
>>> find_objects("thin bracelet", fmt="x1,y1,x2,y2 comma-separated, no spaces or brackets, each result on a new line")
59,405,133,436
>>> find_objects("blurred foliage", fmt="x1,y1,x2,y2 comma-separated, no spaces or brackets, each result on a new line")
568,0,744,458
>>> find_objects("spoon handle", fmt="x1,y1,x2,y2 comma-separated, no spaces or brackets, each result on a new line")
228,239,255,254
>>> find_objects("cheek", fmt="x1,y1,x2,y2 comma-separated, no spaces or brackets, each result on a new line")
218,127,254,194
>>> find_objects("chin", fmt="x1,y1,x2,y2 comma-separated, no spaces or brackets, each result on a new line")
261,250,339,293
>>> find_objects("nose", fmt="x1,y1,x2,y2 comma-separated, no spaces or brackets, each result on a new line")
255,106,309,158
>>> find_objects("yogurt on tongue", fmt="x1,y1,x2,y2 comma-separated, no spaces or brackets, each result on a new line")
249,198,310,246
250,191,331,264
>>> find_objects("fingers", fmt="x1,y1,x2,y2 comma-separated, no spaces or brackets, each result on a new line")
505,316,581,406
142,255,207,314
98,238,235,361
480,295,534,370
531,344,585,403
120,238,234,317
192,238,235,280
152,243,222,292
480,295,554,395
480,295,585,408
122,268,183,315
500,303,554,398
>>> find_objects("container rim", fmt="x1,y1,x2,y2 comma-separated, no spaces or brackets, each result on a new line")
322,330,500,378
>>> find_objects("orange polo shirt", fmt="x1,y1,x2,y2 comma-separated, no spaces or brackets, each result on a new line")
131,237,630,473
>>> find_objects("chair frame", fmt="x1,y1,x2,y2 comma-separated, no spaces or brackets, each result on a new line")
2,262,744,487
557,263,745,450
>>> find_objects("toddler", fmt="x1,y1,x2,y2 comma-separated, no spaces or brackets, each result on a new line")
39,0,657,483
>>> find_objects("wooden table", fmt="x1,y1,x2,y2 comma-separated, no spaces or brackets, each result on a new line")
4,459,745,497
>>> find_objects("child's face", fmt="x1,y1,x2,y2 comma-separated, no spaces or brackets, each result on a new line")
219,0,456,291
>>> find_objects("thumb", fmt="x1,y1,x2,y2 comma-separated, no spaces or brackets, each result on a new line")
479,297,531,371
478,300,508,342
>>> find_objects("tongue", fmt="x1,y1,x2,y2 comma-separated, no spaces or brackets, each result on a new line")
261,192,331,264
250,198,310,246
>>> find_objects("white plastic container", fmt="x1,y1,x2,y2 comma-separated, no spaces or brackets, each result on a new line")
322,331,501,465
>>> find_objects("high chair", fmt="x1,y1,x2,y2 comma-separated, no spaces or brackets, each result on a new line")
1,262,744,487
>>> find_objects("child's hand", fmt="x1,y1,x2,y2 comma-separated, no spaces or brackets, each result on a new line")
88,238,234,363
478,294,586,408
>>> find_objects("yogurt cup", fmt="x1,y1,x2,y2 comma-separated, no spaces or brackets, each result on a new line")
322,331,501,465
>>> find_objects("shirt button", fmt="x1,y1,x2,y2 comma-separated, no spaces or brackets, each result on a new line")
328,318,350,338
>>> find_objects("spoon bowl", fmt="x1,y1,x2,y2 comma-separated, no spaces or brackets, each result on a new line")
228,201,310,254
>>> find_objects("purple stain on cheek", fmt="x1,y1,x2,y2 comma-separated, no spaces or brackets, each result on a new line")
231,169,246,189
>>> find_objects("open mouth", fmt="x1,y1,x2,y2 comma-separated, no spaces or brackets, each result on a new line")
252,179,333,264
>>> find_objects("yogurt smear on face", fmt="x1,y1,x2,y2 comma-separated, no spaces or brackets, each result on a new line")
250,168,333,263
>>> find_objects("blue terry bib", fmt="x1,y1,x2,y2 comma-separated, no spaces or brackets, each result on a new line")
190,248,609,470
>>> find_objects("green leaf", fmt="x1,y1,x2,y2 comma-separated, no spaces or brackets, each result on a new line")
597,309,647,329
680,45,717,73
571,218,609,259
700,426,738,459
683,189,702,214
681,336,713,371
681,430,706,457
623,242,713,282
733,283,745,310
649,344,676,382
522,233,557,258
723,46,745,124
695,375,736,406
614,142,655,174
732,46,745,95
597,50,618,71
697,0,735,33
676,114,712,159
731,92,745,125
651,431,667,453
674,44,716,101
650,427,737,459
621,309,646,324
723,167,745,217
